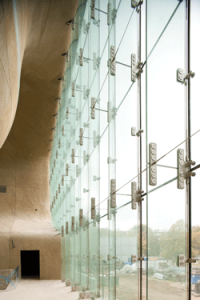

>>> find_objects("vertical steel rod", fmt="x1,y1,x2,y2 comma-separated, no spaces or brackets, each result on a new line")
186,0,191,299
138,3,143,300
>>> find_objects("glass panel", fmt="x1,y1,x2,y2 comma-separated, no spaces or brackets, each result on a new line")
191,1,200,297
116,188,138,300
146,1,186,300
49,1,200,300
147,178,186,300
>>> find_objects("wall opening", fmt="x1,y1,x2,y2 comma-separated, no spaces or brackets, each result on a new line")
20,250,40,279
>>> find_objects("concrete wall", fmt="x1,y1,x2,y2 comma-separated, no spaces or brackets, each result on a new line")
0,0,78,280
0,142,61,279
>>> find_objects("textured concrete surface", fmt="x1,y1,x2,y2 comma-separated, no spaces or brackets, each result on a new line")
0,0,78,151
0,280,79,300
0,148,62,279
0,0,78,280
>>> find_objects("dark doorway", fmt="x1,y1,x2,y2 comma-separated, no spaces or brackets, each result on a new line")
20,250,40,279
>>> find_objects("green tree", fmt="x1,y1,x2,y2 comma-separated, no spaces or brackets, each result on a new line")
192,226,200,257
116,225,160,256
160,219,185,262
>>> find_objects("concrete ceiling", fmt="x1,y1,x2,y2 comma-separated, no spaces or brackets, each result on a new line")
0,0,78,158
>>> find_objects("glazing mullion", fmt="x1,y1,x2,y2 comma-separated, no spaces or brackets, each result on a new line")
107,0,116,299
137,3,143,300
185,0,192,299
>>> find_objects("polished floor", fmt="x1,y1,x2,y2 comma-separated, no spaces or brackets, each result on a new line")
0,280,79,300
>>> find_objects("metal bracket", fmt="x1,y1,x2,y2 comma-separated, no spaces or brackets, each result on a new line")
91,97,96,119
62,125,65,136
131,0,143,8
80,128,83,146
177,68,195,85
110,179,116,208
177,149,196,189
107,3,111,25
136,61,143,76
136,129,143,136
131,127,143,136
176,255,196,266
91,198,96,220
131,127,137,136
131,182,137,209
72,82,75,97
79,48,83,66
149,143,157,186
71,216,75,232
61,226,64,237
131,255,137,263
93,52,97,70
177,254,185,267
79,209,83,227
72,149,75,163
137,189,144,202
91,0,95,19
186,258,196,264
184,70,195,80
131,54,137,82
110,46,116,76
131,54,143,81
177,149,185,189
138,257,144,261
66,164,69,176
107,157,117,164
66,222,68,234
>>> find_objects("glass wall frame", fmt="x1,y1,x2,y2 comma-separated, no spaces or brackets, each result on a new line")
50,0,200,299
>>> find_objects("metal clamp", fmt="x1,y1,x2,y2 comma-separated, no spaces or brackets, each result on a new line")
138,257,144,261
184,71,195,80
186,258,196,264
131,0,143,9
177,68,195,85
137,190,144,202
177,149,196,189
136,61,144,76
136,129,144,136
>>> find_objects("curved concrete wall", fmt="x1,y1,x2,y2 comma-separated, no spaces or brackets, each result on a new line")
0,0,78,279
0,0,78,152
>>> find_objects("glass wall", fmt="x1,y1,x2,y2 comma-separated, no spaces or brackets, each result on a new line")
50,0,200,299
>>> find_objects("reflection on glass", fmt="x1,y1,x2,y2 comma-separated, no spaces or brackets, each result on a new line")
49,0,199,299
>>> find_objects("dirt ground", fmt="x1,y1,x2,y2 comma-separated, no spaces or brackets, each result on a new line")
116,275,187,300
101,274,198,299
